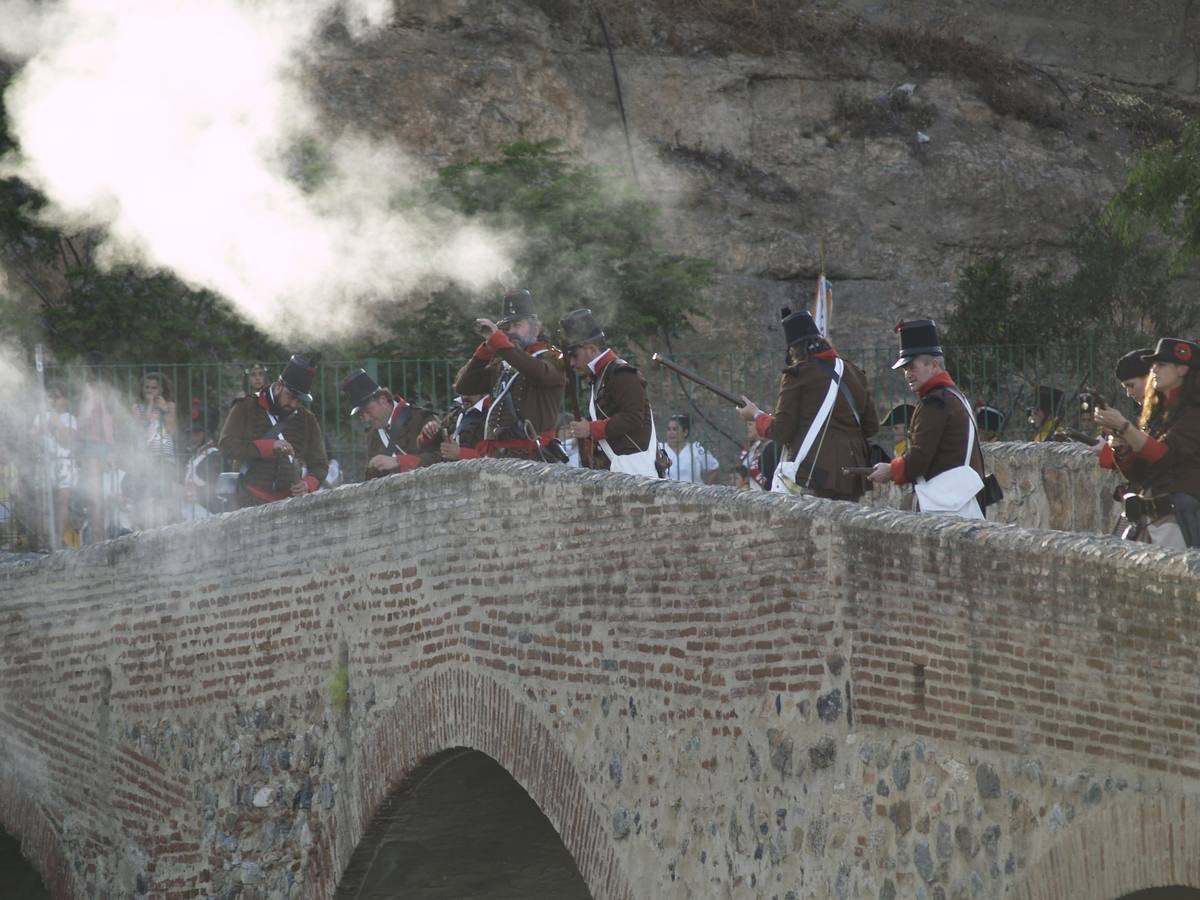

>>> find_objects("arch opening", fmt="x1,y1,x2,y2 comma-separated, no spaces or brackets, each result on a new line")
1118,891,1200,899
336,748,593,899
0,827,50,898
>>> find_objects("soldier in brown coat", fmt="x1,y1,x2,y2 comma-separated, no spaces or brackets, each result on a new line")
453,289,567,459
218,354,329,506
868,320,986,518
558,308,658,477
738,308,879,500
339,369,441,479
1093,338,1200,548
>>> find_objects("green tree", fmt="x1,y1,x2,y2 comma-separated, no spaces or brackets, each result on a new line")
390,140,713,354
1111,118,1200,264
944,211,1183,351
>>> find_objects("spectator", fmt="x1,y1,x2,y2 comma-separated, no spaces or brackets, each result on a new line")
76,350,118,542
243,363,268,399
661,415,720,484
129,370,179,529
30,381,78,547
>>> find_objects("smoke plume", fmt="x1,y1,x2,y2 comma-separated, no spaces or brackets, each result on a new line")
0,0,511,339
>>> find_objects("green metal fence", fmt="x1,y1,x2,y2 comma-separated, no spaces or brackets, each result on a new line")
1,342,1134,553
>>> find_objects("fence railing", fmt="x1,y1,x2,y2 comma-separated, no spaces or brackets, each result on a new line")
1,342,1133,553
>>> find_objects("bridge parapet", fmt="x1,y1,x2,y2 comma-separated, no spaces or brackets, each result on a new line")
0,458,1196,899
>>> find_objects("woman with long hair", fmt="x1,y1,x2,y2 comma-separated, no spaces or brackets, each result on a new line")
1094,338,1200,549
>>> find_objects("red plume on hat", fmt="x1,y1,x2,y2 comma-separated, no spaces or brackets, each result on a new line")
1175,343,1193,362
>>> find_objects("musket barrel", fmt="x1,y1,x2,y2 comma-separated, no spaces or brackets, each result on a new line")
651,353,745,407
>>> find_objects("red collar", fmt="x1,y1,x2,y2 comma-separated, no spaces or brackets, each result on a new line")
918,371,956,398
812,348,838,361
257,389,269,411
525,340,549,355
387,398,408,426
588,349,618,375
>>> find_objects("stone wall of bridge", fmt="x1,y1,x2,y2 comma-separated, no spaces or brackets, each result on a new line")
0,457,1196,899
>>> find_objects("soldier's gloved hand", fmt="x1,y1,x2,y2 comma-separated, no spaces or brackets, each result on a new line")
441,440,462,460
475,318,499,338
867,462,893,484
419,418,442,441
290,480,309,496
272,439,294,457
736,397,762,421
368,454,400,475
567,420,592,440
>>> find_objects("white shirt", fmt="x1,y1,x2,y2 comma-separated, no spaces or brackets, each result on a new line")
663,441,719,483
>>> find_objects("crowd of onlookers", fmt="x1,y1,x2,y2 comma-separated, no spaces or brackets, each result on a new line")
0,362,734,553
0,360,316,550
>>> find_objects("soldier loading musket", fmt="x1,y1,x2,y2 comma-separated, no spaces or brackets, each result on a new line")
737,307,879,500
558,308,658,478
437,393,490,460
1092,338,1200,549
339,369,441,479
453,288,568,462
217,354,328,508
868,320,987,519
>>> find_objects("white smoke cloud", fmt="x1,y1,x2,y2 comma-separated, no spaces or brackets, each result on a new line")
0,0,512,339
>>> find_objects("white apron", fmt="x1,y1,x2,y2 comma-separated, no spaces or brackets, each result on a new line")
589,385,659,478
912,389,984,519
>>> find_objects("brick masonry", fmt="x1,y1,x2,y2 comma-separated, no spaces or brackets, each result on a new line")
0,453,1197,899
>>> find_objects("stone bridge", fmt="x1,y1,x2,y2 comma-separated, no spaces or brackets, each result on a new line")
1,453,1199,900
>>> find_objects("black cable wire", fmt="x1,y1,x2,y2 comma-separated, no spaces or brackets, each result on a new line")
589,1,639,185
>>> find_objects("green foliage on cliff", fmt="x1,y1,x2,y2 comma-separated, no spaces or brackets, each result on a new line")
371,140,713,359
1110,118,1200,265
944,212,1187,351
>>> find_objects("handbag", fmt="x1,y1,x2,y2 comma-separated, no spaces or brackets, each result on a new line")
979,472,1004,508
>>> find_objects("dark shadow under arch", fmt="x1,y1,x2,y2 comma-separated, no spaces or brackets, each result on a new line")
1120,891,1200,899
0,828,50,899
335,748,593,900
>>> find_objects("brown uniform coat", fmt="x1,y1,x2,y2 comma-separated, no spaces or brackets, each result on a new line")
1120,399,1200,498
588,357,652,468
901,379,985,484
764,354,879,499
218,390,328,495
454,336,566,438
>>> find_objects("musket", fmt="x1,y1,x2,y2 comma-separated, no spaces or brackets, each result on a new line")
567,371,594,467
650,353,746,407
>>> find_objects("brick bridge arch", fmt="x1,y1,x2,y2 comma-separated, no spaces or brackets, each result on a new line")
1012,796,1200,900
3,457,1200,898
336,669,632,899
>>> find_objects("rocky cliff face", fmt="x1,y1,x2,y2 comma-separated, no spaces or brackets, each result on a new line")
310,0,1200,353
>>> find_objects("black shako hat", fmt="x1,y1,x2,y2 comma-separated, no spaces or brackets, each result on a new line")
779,306,821,347
1142,337,1200,368
976,405,1004,434
340,369,384,417
498,288,537,325
558,308,605,353
892,319,943,370
881,404,915,427
279,354,316,404
1115,348,1153,381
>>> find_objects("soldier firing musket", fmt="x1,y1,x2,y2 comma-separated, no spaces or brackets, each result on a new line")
733,308,879,500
